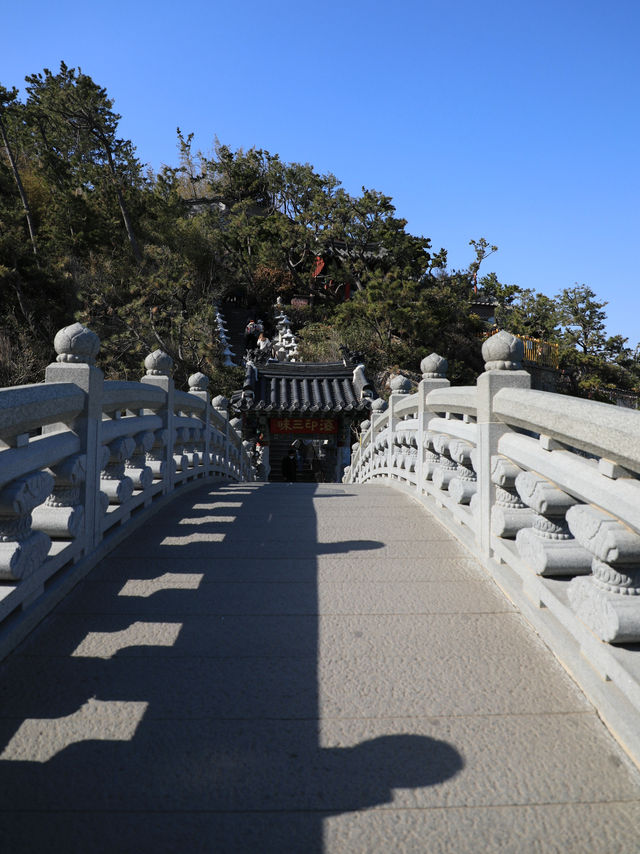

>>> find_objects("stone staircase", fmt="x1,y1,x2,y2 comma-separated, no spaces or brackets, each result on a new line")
218,303,252,365
268,434,317,482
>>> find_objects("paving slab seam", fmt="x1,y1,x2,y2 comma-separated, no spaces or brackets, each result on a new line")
46,610,518,617
100,555,479,562
5,799,640,815
0,711,601,722
73,579,499,585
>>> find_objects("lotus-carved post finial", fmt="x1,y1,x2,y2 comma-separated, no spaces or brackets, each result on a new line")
371,397,388,413
188,372,210,392
54,323,100,365
144,350,173,377
481,330,524,371
212,394,229,411
359,419,371,433
389,374,412,395
420,353,448,379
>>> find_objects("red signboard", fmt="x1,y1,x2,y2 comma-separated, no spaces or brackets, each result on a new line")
270,417,337,435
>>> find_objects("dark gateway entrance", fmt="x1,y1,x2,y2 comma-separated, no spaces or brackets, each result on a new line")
231,361,374,482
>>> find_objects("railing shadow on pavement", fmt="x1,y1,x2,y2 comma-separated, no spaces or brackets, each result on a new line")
0,481,463,853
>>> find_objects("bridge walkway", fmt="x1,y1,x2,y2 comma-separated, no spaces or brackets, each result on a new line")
1,482,640,852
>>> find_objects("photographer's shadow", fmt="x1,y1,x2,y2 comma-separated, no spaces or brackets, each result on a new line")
287,733,463,814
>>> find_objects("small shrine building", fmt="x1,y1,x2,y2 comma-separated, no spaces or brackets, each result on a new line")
231,360,374,481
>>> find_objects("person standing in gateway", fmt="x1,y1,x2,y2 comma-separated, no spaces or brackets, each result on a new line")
281,449,297,482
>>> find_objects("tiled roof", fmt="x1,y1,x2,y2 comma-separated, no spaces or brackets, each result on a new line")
233,362,373,414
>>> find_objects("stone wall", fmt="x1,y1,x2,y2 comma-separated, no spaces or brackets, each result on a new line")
526,362,558,393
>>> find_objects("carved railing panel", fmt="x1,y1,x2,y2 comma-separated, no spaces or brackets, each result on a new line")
514,471,591,577
0,323,253,659
448,440,477,505
100,436,135,505
490,456,536,538
0,471,53,581
31,453,86,539
422,431,440,481
124,431,154,491
431,434,458,491
567,505,640,642
172,426,190,475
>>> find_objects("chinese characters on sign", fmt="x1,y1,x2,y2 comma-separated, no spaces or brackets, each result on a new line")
270,417,337,435
291,296,311,308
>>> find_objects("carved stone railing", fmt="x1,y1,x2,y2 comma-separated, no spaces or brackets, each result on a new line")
345,334,640,767
0,323,254,659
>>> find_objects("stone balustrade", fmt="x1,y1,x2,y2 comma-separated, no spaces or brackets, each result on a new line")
345,332,640,766
0,323,254,659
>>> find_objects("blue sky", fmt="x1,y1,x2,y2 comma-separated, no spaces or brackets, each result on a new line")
5,0,640,345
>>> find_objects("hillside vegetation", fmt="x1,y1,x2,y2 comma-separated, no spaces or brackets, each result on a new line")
1,63,638,401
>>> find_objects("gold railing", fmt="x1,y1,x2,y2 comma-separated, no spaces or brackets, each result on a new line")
520,336,560,369
481,329,560,369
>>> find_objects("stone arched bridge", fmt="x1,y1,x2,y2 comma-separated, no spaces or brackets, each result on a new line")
1,325,640,852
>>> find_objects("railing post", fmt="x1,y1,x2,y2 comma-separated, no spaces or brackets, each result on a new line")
188,372,211,473
141,350,175,494
387,375,412,472
44,323,104,552
257,428,270,482
417,354,450,494
358,418,371,478
366,416,374,472
368,398,388,478
476,332,531,559
212,396,230,477
230,417,243,479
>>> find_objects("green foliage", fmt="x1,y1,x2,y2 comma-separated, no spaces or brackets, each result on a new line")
330,263,484,384
500,288,561,340
295,323,345,363
496,280,639,400
24,62,144,261
0,321,46,387
1,61,637,406
468,238,498,286
557,284,607,355
552,284,636,398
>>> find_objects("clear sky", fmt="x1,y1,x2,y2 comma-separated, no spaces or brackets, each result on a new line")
4,0,640,345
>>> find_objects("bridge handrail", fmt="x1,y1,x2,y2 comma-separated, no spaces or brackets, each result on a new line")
345,336,640,768
0,323,254,660
494,386,640,473
102,380,167,415
426,385,478,417
392,393,419,420
0,383,86,438
174,387,207,416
